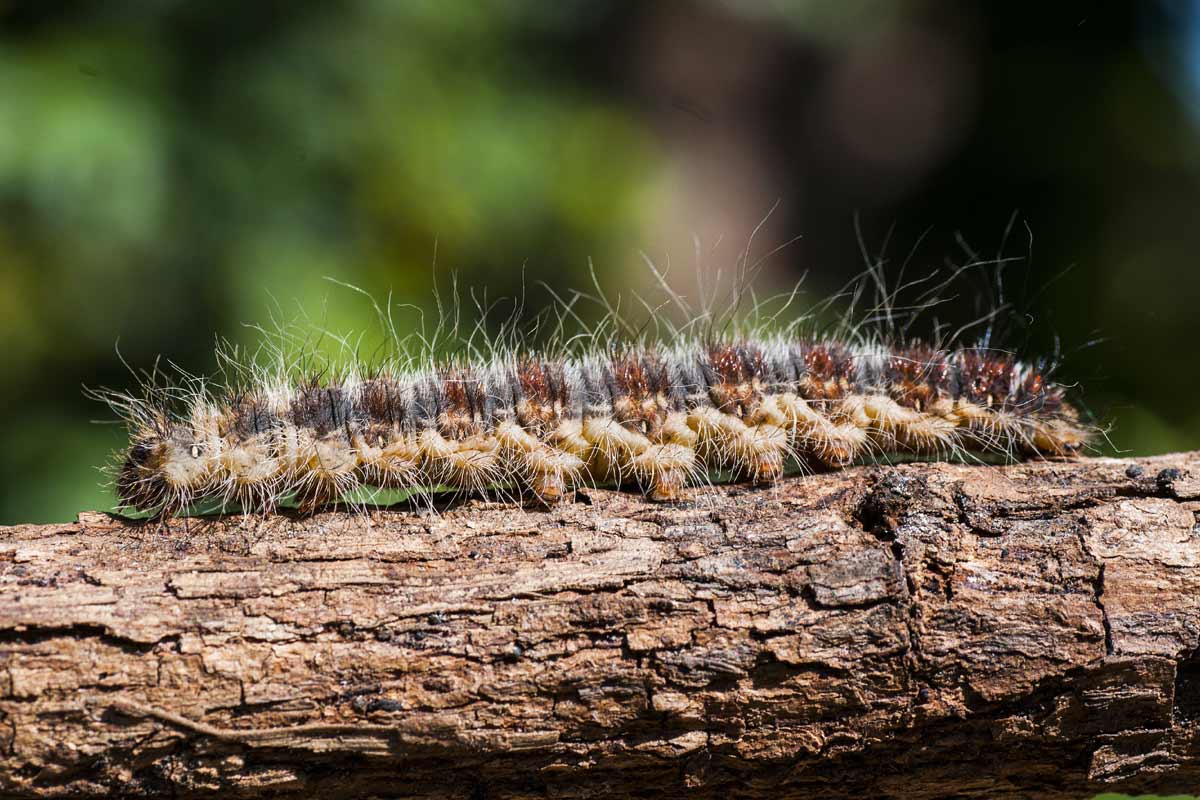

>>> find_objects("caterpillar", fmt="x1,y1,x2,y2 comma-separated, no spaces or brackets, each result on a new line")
93,262,1091,520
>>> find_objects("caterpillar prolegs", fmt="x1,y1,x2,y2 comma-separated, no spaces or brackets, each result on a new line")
103,335,1088,519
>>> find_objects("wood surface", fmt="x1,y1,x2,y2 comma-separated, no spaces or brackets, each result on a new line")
1,453,1199,798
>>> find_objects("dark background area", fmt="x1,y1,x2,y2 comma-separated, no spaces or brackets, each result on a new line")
2,0,1199,524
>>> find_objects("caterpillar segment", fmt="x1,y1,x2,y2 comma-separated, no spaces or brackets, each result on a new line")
109,339,1088,518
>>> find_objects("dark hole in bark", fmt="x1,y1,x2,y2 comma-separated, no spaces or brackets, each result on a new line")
856,469,924,536
1173,651,1200,724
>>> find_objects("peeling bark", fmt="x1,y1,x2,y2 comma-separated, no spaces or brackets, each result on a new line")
1,454,1199,798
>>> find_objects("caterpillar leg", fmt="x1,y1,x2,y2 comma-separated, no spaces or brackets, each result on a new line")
631,443,695,501
687,406,788,485
357,432,423,490
952,401,1018,456
525,449,587,503
1028,413,1088,455
495,420,586,504
217,435,281,514
857,395,959,454
581,416,646,486
775,394,868,468
295,436,359,513
417,429,505,497
581,416,701,502
741,423,788,483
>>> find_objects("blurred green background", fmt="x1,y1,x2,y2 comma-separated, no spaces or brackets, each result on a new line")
2,0,1200,525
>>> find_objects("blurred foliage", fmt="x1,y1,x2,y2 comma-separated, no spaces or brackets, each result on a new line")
1,1,1199,523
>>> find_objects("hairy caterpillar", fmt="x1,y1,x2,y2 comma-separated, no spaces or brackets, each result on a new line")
95,269,1090,520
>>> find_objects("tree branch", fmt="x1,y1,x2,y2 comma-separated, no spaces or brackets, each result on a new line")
1,453,1199,798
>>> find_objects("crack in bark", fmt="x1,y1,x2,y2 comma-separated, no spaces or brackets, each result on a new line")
1075,519,1114,658
1095,562,1114,657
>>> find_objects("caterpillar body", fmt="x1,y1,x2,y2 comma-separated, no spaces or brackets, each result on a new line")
104,330,1088,519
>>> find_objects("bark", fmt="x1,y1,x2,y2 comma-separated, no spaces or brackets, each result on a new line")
1,454,1200,799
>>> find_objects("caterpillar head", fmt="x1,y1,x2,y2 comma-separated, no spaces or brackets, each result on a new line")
116,421,214,513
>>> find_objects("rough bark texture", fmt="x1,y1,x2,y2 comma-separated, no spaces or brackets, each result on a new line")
1,454,1200,799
